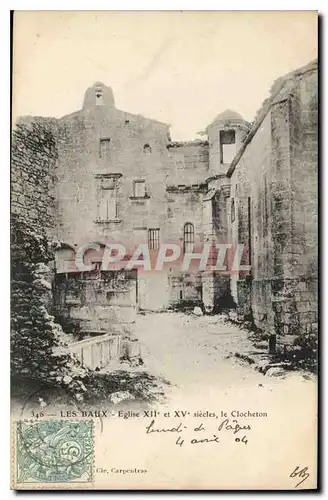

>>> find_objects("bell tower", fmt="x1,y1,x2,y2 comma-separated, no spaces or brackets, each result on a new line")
82,82,116,109
205,110,250,177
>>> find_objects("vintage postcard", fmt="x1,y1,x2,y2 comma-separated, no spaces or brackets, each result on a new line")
11,10,318,490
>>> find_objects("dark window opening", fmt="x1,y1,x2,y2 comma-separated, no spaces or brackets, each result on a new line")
148,228,160,250
183,222,194,253
263,176,268,237
92,262,102,271
95,89,104,106
106,291,115,303
248,197,252,268
179,290,183,300
231,198,235,222
220,130,236,164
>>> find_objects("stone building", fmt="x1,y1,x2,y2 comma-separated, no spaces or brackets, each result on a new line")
227,60,318,346
12,59,318,353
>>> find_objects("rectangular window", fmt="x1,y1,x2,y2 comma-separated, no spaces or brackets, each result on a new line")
263,176,268,237
248,197,252,267
98,188,117,220
133,180,146,198
99,138,111,158
231,198,236,222
148,228,160,250
220,130,236,164
97,175,120,221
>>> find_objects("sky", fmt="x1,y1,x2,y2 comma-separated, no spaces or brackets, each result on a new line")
13,11,317,140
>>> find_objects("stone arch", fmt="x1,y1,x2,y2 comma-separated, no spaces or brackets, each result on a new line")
183,222,195,253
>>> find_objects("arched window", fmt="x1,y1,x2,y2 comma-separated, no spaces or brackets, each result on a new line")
95,87,104,106
143,144,152,154
183,223,194,253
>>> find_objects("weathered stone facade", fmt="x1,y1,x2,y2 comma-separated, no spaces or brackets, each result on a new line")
12,59,318,358
227,60,318,351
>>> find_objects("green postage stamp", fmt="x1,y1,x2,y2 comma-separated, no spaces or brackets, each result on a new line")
14,420,94,486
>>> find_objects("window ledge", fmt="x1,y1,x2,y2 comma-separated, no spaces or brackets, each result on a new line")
129,195,150,200
94,173,123,179
94,218,122,224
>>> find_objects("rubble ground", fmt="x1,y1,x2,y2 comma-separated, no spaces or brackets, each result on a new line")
11,311,316,413
134,311,316,406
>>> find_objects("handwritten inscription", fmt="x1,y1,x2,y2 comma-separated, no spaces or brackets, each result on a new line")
289,466,310,488
145,420,185,434
145,418,251,447
218,418,251,434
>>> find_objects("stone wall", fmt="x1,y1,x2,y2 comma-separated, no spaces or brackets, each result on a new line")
164,143,209,308
228,109,272,322
54,269,137,337
165,185,206,244
12,118,58,235
272,67,318,342
227,61,318,350
202,272,232,313
11,119,86,385
167,141,209,185
168,269,202,307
